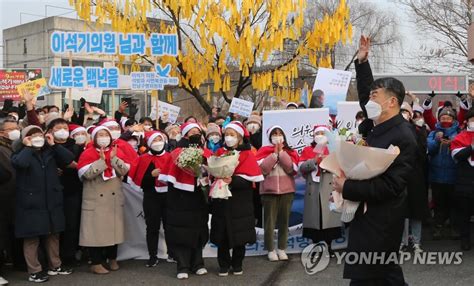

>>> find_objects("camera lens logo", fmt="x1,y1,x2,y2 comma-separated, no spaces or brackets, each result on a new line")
301,242,330,275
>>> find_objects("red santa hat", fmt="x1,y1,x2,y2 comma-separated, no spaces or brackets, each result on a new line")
286,102,298,109
86,125,96,134
99,118,120,128
266,125,284,139
180,122,201,137
145,131,167,147
313,125,331,134
224,121,249,138
91,126,112,140
69,124,86,137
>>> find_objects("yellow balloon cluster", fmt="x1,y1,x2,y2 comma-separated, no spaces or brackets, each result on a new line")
70,0,351,100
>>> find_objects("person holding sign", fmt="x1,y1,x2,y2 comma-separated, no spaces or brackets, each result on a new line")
256,126,299,262
77,126,130,275
299,125,341,256
209,122,264,277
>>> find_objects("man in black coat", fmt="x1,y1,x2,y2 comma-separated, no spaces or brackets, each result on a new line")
333,36,416,286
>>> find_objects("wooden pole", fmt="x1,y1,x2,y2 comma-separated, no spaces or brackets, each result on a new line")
144,90,148,116
155,90,159,130
67,51,72,107
111,57,116,118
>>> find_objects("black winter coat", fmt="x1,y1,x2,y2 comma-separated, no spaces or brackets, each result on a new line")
452,144,474,197
59,138,83,196
343,60,417,280
12,144,74,238
210,145,256,248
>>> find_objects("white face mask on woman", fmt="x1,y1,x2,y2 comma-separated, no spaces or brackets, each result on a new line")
271,135,284,145
74,134,87,145
209,135,221,144
225,136,238,147
247,123,260,133
110,130,121,140
96,137,111,148
8,130,21,141
314,135,328,145
468,121,474,132
151,141,165,152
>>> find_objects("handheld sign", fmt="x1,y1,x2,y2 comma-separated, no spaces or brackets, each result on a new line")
313,68,352,115
229,97,254,118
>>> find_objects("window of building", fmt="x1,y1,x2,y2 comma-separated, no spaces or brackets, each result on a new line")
23,39,27,54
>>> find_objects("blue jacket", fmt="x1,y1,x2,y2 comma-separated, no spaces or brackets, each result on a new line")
427,121,459,184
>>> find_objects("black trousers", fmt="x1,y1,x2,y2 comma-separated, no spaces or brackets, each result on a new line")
88,245,117,265
217,243,245,271
453,194,473,242
60,191,82,262
431,183,455,226
143,192,167,258
170,244,204,274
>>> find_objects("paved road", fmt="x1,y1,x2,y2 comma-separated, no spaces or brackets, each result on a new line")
4,239,474,286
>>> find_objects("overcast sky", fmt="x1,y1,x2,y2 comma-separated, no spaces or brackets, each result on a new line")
0,0,420,72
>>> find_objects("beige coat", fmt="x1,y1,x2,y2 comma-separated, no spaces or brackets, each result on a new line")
79,156,129,247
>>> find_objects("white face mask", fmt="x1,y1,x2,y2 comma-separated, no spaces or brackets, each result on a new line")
414,118,425,128
96,137,111,148
209,135,221,144
110,130,121,140
53,129,69,140
175,134,182,141
314,135,328,145
8,130,21,141
271,135,284,145
143,125,152,131
365,100,383,121
225,136,238,147
468,121,474,132
151,141,165,152
247,123,260,133
31,137,45,148
48,112,60,118
74,134,87,145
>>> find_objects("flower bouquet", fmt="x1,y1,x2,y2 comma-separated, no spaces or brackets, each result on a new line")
320,138,400,222
207,150,240,200
176,147,204,177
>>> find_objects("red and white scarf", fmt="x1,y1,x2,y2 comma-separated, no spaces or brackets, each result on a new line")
255,145,299,174
77,145,128,181
451,130,474,166
128,151,171,193
299,144,329,182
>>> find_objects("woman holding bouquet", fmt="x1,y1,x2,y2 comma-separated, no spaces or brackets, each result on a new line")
256,126,299,262
158,122,212,280
209,121,264,276
299,125,341,256
127,131,171,267
77,126,130,275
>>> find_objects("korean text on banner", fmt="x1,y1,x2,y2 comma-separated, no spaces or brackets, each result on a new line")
16,78,51,98
336,101,362,131
149,100,180,124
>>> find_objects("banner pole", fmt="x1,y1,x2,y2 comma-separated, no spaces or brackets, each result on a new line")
68,51,72,107
111,57,116,118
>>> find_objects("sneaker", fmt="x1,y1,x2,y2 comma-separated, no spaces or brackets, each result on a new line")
268,250,279,262
47,266,73,276
195,268,208,275
28,271,49,283
145,256,159,268
413,244,423,254
232,268,243,275
177,273,188,279
218,268,229,277
166,256,177,263
0,276,8,285
276,249,288,261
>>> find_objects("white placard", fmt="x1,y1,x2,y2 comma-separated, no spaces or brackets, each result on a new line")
336,101,362,131
262,108,330,154
65,88,103,104
229,97,254,118
313,68,352,115
149,100,181,124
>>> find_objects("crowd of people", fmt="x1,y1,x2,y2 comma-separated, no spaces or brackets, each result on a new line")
0,36,472,285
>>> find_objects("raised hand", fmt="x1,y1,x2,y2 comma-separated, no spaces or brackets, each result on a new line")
151,168,161,177
110,145,117,159
84,102,94,114
63,107,74,121
118,101,128,113
357,35,370,63
99,148,106,161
